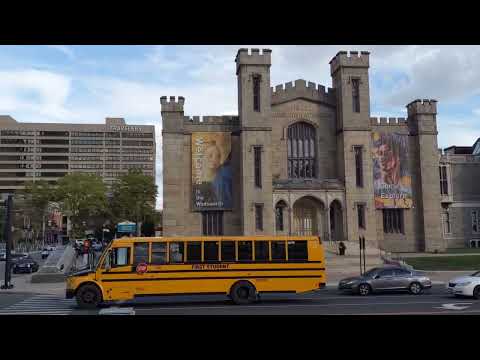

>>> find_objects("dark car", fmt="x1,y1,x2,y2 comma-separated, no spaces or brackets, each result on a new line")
338,266,432,296
12,257,39,274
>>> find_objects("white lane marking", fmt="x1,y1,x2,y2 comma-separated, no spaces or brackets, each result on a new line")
132,300,451,312
434,303,473,310
99,307,135,315
0,294,76,315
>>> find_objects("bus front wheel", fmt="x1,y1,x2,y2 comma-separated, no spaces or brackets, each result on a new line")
230,281,257,305
76,284,102,309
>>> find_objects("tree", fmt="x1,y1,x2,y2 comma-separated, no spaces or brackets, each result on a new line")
56,173,108,239
110,169,157,236
21,180,57,246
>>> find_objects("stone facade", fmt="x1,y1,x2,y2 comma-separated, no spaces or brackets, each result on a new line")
162,48,450,253
439,142,480,249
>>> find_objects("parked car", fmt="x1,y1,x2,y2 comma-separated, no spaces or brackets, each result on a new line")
446,270,480,299
46,245,57,251
338,266,432,296
0,252,5,261
12,257,39,274
41,248,50,259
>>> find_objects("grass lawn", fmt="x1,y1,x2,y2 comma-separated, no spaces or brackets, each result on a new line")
404,256,480,271
446,248,480,254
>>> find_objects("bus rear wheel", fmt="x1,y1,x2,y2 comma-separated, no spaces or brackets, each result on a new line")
230,281,257,305
76,284,102,309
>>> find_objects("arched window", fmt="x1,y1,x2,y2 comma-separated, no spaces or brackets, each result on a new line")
287,122,316,179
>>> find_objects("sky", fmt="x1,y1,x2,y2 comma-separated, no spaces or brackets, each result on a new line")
1,45,480,209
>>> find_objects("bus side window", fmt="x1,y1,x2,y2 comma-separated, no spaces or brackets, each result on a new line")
287,241,308,262
238,241,253,262
271,241,286,261
133,242,149,265
204,241,219,262
186,241,201,263
169,242,184,263
112,247,131,267
221,241,235,262
254,241,269,262
151,243,167,264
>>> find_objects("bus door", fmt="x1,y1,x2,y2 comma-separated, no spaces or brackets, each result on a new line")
101,245,134,301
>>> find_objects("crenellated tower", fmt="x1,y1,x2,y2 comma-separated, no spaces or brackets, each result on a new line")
161,96,187,235
330,50,377,245
236,48,274,235
407,99,444,252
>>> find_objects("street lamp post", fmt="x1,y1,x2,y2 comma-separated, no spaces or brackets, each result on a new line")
1,195,14,290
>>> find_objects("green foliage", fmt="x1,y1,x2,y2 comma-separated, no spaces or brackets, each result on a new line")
110,169,157,233
21,180,57,235
404,255,480,271
56,173,108,238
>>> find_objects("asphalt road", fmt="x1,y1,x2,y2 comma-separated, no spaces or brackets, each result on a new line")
3,285,479,315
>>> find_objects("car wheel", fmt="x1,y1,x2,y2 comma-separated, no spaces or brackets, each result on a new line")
358,283,371,296
409,282,423,295
229,281,257,305
474,286,480,300
76,284,102,309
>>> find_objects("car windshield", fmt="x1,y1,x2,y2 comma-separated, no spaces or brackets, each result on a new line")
363,268,379,277
471,271,480,277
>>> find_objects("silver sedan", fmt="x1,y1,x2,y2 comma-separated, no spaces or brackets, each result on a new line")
338,266,432,296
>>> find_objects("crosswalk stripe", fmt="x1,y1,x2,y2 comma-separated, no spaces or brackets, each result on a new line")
0,295,76,315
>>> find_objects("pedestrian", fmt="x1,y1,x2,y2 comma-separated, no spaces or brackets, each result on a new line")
338,241,346,256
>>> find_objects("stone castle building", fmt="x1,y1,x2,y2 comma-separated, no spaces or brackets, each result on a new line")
162,48,448,253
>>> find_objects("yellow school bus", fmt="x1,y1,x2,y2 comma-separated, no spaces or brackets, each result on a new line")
66,235,326,308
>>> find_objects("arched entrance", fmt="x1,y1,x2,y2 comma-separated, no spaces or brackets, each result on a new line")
293,196,325,236
329,200,343,242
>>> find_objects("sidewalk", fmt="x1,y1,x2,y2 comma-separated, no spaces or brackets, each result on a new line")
1,273,66,296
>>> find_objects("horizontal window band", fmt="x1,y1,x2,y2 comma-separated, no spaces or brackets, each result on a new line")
101,275,323,283
102,267,326,274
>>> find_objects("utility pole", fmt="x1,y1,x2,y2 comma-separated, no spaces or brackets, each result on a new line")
2,195,14,290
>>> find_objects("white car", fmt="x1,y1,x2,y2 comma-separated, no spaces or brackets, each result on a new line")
446,271,480,299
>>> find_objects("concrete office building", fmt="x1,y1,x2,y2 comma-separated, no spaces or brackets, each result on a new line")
0,116,155,194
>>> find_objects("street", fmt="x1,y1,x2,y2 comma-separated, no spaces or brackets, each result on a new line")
0,285,479,315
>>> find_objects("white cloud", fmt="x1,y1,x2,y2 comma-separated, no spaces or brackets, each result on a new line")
47,45,75,60
0,69,72,120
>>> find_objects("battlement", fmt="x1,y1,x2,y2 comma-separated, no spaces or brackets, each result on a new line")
235,48,272,74
160,96,185,113
183,115,239,126
406,99,437,116
370,117,407,126
271,79,335,106
329,50,370,75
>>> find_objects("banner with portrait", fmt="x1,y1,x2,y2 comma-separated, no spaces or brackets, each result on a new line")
372,132,413,208
192,132,233,211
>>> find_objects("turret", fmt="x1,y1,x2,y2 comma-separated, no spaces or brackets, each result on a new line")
161,96,185,132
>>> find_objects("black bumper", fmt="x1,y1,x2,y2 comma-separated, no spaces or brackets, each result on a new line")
66,289,75,299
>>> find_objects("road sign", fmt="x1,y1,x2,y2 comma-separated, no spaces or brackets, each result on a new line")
136,263,148,274
117,221,136,233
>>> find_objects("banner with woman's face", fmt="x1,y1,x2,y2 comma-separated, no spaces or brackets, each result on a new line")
372,132,413,208
191,132,233,211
